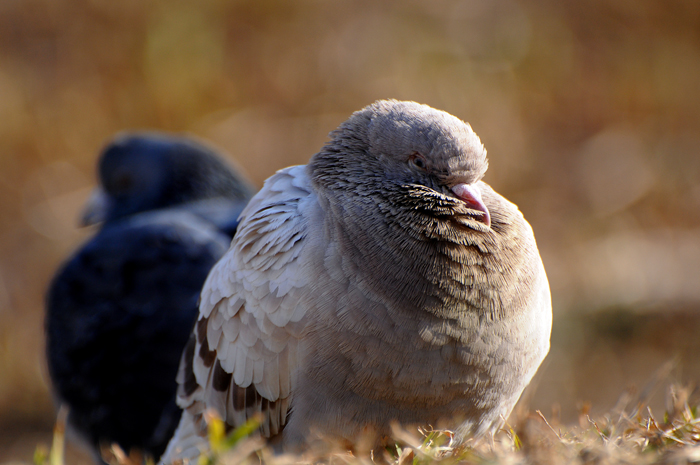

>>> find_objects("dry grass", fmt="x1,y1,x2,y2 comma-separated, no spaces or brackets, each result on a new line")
30,382,700,465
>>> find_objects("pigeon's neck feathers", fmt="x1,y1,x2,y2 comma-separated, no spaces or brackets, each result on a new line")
310,164,537,323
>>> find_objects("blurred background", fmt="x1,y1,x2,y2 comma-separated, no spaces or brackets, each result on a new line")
1,0,699,462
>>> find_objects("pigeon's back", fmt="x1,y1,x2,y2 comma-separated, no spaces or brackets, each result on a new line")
46,212,230,460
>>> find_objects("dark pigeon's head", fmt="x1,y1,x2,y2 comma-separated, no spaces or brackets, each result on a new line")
82,132,255,225
311,100,491,227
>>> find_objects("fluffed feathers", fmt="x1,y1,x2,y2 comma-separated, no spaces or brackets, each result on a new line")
163,100,551,463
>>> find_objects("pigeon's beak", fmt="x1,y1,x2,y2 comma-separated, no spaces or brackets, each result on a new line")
80,187,111,226
450,183,491,227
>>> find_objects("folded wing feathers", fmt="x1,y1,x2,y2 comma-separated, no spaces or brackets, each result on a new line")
179,166,312,441
221,313,240,342
253,358,265,384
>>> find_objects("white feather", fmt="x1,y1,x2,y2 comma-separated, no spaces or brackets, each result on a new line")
167,166,314,462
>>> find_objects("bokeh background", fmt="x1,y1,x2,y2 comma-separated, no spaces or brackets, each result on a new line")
1,0,699,462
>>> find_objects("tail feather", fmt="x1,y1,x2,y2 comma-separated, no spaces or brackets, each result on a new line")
159,411,209,465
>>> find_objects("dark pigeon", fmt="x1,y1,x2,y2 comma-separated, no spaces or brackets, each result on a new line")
45,132,255,463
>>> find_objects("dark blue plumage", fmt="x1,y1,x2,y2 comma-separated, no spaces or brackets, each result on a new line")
45,132,255,463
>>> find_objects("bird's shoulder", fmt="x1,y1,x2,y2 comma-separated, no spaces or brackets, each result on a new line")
199,165,315,320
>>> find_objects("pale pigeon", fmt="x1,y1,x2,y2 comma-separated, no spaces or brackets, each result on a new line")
162,100,552,462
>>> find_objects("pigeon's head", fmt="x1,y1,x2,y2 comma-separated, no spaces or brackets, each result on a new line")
81,132,254,226
313,100,491,227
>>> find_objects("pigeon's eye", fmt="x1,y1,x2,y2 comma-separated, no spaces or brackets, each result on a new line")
409,153,427,171
110,170,134,194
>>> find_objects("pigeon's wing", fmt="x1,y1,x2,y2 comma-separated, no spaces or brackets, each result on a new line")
46,211,231,457
176,165,315,438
